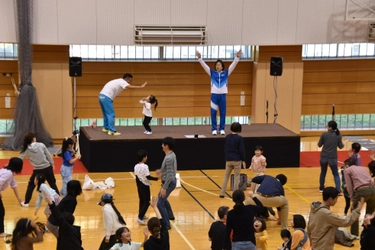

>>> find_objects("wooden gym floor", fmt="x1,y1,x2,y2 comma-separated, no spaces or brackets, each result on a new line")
0,136,373,250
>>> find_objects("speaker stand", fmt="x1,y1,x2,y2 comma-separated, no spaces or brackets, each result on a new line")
273,76,278,124
72,76,78,132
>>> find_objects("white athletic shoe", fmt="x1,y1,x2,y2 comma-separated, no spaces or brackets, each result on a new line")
143,215,149,219
212,130,217,135
21,201,29,207
143,131,148,134
220,130,225,135
146,131,152,135
137,218,147,225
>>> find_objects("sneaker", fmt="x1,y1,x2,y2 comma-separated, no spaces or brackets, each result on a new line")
108,131,121,136
146,131,152,135
319,190,323,193
143,131,148,134
21,201,29,207
338,192,343,196
102,128,109,133
137,218,147,225
169,217,175,220
219,195,225,198
220,130,225,135
212,130,217,135
143,215,149,219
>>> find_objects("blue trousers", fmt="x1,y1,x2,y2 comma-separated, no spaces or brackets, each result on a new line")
98,94,116,132
319,156,340,191
157,180,176,228
60,165,73,196
211,93,226,131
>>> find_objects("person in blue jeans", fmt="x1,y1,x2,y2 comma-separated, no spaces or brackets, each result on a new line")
99,73,147,136
60,137,81,196
318,120,344,193
157,137,177,230
196,50,242,136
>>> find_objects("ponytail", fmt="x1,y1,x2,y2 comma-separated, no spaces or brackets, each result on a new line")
147,217,161,238
327,121,340,135
110,202,126,225
149,95,158,111
21,133,35,153
233,202,244,212
232,190,245,212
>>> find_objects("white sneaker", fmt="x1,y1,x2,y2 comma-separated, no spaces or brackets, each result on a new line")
146,131,152,135
143,131,147,134
220,130,225,135
212,130,217,135
143,215,149,219
21,201,29,207
137,218,147,225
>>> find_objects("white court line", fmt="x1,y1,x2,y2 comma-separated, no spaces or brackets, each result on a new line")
129,172,135,179
170,221,196,250
180,179,231,199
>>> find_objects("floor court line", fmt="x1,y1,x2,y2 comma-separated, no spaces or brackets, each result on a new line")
170,221,196,250
284,184,311,204
200,170,232,198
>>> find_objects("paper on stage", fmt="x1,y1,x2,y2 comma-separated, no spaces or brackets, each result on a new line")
185,135,206,138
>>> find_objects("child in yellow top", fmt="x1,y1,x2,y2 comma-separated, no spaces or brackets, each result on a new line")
248,145,267,176
254,218,268,250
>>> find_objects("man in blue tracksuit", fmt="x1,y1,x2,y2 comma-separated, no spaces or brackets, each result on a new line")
196,50,242,135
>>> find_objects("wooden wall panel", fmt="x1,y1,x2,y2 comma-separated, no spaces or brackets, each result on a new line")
76,61,253,118
302,59,375,115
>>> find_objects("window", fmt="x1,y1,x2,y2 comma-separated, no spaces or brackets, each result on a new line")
302,43,375,59
300,114,375,130
0,43,18,59
69,45,252,60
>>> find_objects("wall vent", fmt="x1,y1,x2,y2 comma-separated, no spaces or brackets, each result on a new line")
134,26,207,45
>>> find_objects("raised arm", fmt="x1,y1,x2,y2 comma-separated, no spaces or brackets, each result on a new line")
228,50,242,75
127,82,147,89
196,51,211,76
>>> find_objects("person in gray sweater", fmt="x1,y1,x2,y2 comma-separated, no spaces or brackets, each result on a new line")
19,133,59,207
318,121,344,193
157,137,177,230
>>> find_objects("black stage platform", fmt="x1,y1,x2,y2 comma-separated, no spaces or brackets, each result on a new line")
79,124,300,172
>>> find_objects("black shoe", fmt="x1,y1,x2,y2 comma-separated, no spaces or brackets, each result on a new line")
219,195,225,198
167,226,171,230
169,217,175,220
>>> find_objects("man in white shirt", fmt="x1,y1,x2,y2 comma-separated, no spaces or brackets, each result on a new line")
98,73,147,136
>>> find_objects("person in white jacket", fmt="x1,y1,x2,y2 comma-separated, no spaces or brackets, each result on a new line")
196,50,242,135
19,133,59,207
98,193,126,250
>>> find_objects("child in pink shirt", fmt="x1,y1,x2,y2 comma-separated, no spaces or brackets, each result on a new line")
248,145,267,177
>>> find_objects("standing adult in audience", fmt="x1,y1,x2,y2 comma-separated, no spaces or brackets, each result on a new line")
196,50,242,135
224,190,264,250
343,158,375,236
99,73,147,136
318,120,344,193
219,122,246,198
157,137,177,230
308,187,364,250
19,132,59,207
244,174,289,229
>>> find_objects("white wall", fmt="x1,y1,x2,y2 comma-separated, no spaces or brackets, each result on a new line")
0,0,372,45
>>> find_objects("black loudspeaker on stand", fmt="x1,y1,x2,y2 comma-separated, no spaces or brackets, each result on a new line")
69,57,82,77
270,56,283,76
